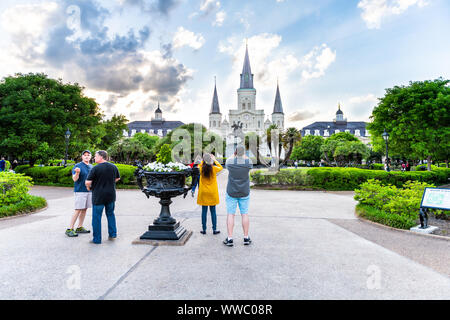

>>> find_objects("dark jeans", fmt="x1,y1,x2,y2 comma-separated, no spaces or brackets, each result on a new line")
192,178,199,193
202,205,217,231
92,202,117,243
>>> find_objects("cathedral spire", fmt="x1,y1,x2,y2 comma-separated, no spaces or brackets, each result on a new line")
272,81,284,114
210,78,221,114
240,43,254,89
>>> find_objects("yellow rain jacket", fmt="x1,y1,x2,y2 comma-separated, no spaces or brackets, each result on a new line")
197,160,223,206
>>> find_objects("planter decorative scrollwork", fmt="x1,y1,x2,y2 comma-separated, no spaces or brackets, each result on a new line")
134,161,198,240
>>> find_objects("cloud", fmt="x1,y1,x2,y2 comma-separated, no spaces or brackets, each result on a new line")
348,93,378,105
346,93,379,119
119,0,180,15
217,34,335,118
288,110,318,122
300,44,336,81
172,27,205,50
213,11,226,26
191,0,225,26
357,0,429,29
200,0,220,15
1,0,192,117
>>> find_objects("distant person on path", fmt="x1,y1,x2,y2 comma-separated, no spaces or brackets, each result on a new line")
85,150,120,244
0,157,5,172
189,155,202,197
406,161,411,171
66,150,93,237
197,153,222,235
223,145,253,247
294,160,298,169
11,160,18,172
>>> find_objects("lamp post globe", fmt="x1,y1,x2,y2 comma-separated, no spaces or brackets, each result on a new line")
64,129,71,167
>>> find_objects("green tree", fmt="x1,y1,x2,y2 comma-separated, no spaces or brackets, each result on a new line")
320,132,359,164
156,144,172,164
367,78,450,171
291,135,324,162
333,141,369,166
281,127,302,164
97,114,129,150
155,123,226,163
0,73,103,166
265,124,283,159
107,138,152,164
245,132,263,165
327,131,359,142
132,132,160,153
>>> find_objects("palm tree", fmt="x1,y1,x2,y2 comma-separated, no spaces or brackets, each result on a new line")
265,124,284,169
266,124,279,156
245,132,262,165
281,127,302,165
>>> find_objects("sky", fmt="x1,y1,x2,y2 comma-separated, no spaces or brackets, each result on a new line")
0,0,449,130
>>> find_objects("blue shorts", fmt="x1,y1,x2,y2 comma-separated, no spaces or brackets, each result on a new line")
226,193,250,215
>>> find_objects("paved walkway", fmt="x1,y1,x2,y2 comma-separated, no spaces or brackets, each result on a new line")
0,170,449,300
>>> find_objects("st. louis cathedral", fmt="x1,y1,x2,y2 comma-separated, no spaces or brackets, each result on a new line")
208,44,285,143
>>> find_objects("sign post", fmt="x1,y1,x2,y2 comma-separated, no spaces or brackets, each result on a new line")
410,188,450,234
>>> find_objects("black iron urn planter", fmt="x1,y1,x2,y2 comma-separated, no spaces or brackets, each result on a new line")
134,161,198,241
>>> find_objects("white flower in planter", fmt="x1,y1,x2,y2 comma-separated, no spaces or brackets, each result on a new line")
143,161,189,172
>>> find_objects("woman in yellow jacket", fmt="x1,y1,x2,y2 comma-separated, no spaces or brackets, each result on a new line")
197,153,223,234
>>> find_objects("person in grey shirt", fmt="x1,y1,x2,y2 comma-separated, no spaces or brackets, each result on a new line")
223,145,253,247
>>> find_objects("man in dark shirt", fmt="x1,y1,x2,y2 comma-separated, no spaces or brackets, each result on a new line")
85,150,120,244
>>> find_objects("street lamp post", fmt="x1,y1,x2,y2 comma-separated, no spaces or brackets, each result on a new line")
382,129,390,172
64,129,71,168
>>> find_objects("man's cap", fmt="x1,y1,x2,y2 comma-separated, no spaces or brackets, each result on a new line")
82,150,91,155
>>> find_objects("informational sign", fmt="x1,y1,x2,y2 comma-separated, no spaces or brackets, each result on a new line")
420,188,450,210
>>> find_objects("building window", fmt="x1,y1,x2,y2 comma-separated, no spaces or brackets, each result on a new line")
258,121,261,128
365,130,370,137
305,130,310,136
123,130,128,137
131,129,136,136
149,129,154,134
335,129,340,134
248,103,251,109
355,129,360,136
141,129,146,133
324,130,329,137
157,129,163,136
314,130,320,136
242,103,245,109
167,129,172,134
213,121,216,127
345,129,351,134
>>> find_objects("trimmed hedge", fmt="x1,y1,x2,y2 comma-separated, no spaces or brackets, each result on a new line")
0,171,47,217
15,163,138,188
355,204,417,230
0,194,47,218
250,167,450,191
353,179,437,229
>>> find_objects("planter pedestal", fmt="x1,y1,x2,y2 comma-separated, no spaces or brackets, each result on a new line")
134,162,197,244
140,221,187,240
